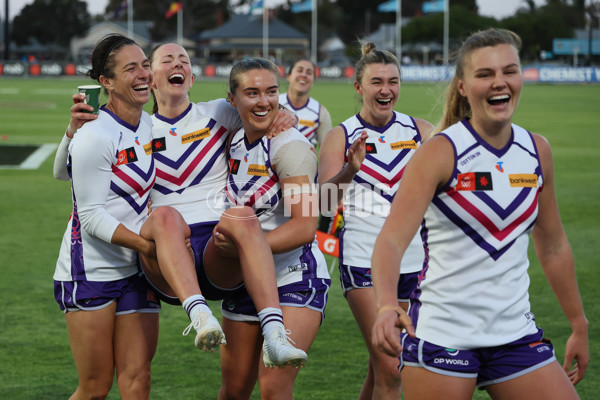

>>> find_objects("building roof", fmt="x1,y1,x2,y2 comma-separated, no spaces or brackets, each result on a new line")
199,13,307,41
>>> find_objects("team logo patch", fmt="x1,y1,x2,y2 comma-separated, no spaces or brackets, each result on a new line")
152,137,167,153
365,142,377,154
299,119,316,127
509,174,538,188
390,140,417,150
181,127,211,144
247,164,269,176
456,172,493,191
229,159,241,175
116,147,138,165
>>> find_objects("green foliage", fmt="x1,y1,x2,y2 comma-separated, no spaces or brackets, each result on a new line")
0,78,598,399
11,0,91,48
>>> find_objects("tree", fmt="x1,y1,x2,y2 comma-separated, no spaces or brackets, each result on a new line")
12,0,91,48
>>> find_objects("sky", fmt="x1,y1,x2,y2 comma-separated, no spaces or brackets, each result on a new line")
4,0,551,22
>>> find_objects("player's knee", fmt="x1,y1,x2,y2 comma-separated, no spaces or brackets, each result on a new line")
219,206,261,236
79,377,113,400
219,381,252,400
149,206,187,233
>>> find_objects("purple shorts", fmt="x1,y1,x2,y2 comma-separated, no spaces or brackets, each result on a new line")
221,278,331,322
339,264,419,302
54,272,161,315
400,328,556,389
151,221,244,305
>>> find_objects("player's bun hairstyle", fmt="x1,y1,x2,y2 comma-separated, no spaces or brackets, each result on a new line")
88,34,137,82
228,57,280,96
436,28,522,133
355,42,401,85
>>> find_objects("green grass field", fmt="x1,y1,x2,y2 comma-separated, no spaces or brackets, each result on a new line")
0,77,598,399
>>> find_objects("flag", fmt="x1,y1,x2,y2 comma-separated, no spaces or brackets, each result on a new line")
114,0,128,19
250,0,264,15
422,0,445,14
291,0,312,14
377,0,397,13
165,2,182,19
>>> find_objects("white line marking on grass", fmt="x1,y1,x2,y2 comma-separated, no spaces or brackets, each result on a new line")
0,143,57,170
0,88,20,94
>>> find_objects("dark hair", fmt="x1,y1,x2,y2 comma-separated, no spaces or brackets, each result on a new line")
288,58,316,77
228,57,280,95
88,34,136,82
355,42,401,84
436,28,522,132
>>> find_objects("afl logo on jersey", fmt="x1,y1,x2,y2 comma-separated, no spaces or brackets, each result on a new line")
456,172,493,191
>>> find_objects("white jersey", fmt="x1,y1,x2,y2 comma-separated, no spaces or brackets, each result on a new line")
226,128,329,287
412,119,541,349
150,99,242,225
54,108,155,282
340,112,425,274
279,93,322,146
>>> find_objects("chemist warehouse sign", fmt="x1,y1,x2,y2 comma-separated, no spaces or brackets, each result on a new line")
1,62,599,83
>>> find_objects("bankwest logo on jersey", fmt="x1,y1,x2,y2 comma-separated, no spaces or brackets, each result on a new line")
247,164,269,176
229,159,241,175
509,174,538,188
299,119,316,127
390,140,417,150
182,127,211,144
116,147,138,165
456,172,493,191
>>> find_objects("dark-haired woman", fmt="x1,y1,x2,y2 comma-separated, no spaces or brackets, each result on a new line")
53,34,170,399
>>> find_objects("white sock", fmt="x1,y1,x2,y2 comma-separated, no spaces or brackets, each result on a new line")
257,307,284,338
182,294,211,321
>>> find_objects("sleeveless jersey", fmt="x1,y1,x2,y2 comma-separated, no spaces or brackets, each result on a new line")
54,108,155,282
226,128,329,287
339,112,425,274
411,119,542,349
279,93,322,146
150,99,242,225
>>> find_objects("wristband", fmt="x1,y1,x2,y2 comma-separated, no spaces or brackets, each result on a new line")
66,124,76,139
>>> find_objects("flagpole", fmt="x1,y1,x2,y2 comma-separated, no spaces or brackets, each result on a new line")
263,3,269,58
127,0,133,39
443,0,449,65
177,5,183,45
395,0,401,61
311,0,317,63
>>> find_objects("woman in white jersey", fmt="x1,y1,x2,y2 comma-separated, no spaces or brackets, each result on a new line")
279,58,332,148
318,42,433,399
216,57,331,400
52,34,188,399
55,43,307,368
371,28,589,400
